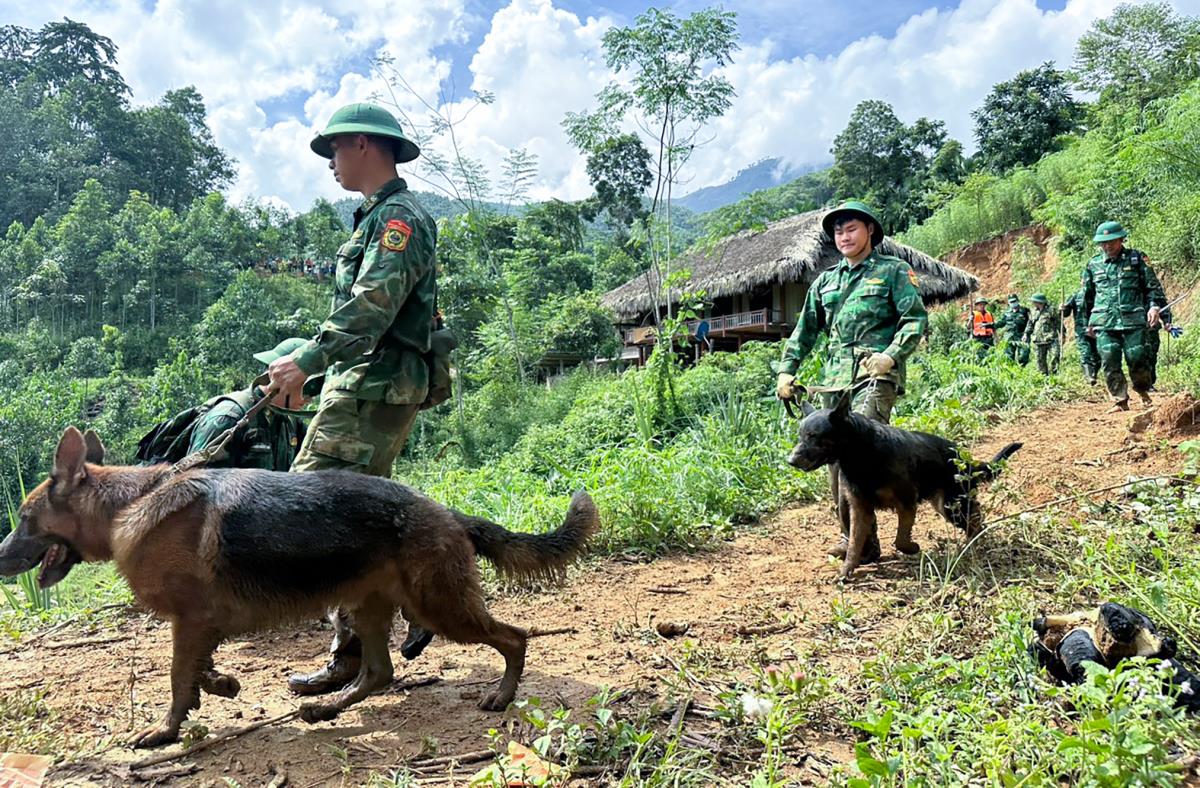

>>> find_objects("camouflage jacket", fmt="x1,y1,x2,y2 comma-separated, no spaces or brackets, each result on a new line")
187,388,308,471
779,251,928,392
292,178,438,403
1081,247,1166,332
1023,307,1061,345
993,304,1030,337
1060,291,1090,337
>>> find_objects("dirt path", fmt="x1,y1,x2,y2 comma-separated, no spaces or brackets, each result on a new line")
1,393,1184,786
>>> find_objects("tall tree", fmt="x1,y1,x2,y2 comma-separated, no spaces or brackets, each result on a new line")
829,100,950,232
563,7,739,323
972,62,1081,173
1073,2,1200,114
584,133,652,231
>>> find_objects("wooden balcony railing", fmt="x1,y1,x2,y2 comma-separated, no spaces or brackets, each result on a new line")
623,309,782,345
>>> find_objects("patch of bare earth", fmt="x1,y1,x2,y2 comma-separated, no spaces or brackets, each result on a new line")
943,224,1057,300
2,395,1184,786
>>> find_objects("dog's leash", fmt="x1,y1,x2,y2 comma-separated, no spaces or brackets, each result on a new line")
166,375,281,478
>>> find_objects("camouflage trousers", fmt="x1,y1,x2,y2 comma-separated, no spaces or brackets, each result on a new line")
1074,331,1100,384
821,380,898,554
291,390,420,476
1147,327,1162,387
291,389,420,658
1004,340,1030,366
1033,341,1059,376
1096,328,1151,404
819,379,898,422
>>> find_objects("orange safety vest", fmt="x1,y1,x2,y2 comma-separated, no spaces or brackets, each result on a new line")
971,310,995,338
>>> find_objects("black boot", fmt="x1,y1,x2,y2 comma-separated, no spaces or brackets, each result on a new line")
400,624,435,660
288,638,361,696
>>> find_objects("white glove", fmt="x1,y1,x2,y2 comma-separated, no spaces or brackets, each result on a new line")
776,373,796,400
1148,307,1162,328
862,352,895,378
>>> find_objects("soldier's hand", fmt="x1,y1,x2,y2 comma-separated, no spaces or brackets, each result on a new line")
1148,307,1162,328
268,356,308,397
1086,326,1097,339
862,352,895,378
776,373,796,401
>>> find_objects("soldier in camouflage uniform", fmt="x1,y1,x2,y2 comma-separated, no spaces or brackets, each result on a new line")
1060,289,1100,385
777,201,928,562
183,338,312,469
1022,293,1061,375
994,294,1031,365
268,103,440,696
1080,221,1167,411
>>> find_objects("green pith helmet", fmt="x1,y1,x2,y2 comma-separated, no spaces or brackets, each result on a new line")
821,200,885,247
1008,294,1020,304
253,337,308,366
1031,293,1048,305
975,296,988,305
1093,220,1128,243
310,103,420,163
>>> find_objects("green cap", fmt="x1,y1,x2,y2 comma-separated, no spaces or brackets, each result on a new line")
1031,293,1048,305
1093,221,1128,243
1007,294,1020,304
311,103,420,163
253,337,308,366
821,201,884,247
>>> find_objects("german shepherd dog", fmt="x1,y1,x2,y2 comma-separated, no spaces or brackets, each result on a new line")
0,428,598,748
786,397,1021,580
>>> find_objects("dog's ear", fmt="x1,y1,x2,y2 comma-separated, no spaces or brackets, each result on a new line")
800,400,816,417
831,392,852,420
82,429,106,465
53,427,88,487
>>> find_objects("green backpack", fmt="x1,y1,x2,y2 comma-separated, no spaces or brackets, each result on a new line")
134,391,255,465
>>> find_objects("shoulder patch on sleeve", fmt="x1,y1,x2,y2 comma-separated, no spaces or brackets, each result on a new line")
907,268,919,287
380,218,413,252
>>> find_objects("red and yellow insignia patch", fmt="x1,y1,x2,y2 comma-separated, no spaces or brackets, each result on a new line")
907,268,919,286
380,219,413,252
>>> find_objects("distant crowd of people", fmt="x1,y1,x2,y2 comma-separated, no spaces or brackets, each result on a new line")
240,257,337,281
966,222,1175,413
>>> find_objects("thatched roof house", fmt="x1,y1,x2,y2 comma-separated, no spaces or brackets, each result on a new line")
602,209,978,322
600,209,979,362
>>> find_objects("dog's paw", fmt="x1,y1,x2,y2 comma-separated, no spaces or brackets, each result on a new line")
478,690,514,712
201,672,241,698
894,540,921,555
299,702,341,724
129,723,180,749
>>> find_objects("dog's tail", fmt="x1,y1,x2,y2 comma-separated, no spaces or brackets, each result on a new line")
977,442,1023,482
456,491,599,582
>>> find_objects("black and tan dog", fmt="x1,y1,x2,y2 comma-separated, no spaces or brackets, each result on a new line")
0,427,597,747
787,397,1021,579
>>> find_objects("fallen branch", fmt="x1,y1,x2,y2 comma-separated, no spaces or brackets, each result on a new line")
736,622,794,637
647,586,688,595
667,699,690,738
389,675,441,693
982,475,1195,529
128,676,438,770
131,710,300,771
528,626,577,638
130,762,199,782
44,634,129,650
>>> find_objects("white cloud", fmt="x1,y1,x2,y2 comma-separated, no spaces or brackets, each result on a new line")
684,0,1146,193
8,0,1200,209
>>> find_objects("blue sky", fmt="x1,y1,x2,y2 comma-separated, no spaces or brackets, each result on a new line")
1,0,1185,211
